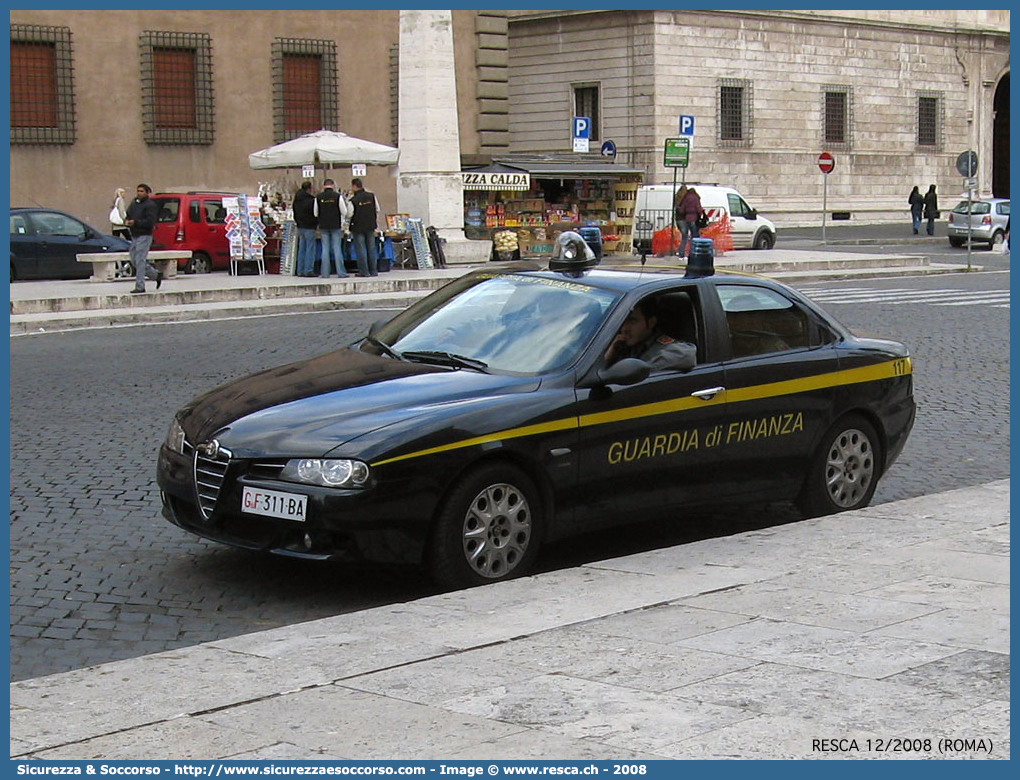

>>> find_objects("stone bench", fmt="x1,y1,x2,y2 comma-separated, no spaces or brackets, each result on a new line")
76,250,190,282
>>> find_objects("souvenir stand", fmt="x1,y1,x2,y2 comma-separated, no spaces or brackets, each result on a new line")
461,156,643,259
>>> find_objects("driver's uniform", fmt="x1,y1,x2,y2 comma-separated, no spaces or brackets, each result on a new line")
611,332,696,372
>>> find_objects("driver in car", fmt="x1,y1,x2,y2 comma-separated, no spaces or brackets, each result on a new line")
604,298,696,372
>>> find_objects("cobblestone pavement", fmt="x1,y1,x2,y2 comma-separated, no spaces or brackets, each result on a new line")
9,272,1010,681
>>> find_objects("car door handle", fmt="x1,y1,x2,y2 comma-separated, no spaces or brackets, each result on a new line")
691,386,724,400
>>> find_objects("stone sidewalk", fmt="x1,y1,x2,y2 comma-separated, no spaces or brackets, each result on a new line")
10,480,1009,761
10,247,972,335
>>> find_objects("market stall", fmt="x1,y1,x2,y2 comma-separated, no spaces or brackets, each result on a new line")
461,156,643,258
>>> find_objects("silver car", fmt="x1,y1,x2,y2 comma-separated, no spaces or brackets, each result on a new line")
947,197,1010,248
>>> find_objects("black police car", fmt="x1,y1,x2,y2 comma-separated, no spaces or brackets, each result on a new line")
158,248,915,589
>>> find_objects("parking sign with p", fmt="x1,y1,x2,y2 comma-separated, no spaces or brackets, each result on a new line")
572,116,590,152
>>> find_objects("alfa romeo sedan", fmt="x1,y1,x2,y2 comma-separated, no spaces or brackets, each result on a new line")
157,254,915,589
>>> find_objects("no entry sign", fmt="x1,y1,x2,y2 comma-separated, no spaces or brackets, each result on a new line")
818,152,835,174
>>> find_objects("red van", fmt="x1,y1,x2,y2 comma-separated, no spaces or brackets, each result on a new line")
150,192,232,273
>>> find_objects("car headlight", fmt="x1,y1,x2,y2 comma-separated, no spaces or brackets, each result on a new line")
280,458,371,488
165,418,186,455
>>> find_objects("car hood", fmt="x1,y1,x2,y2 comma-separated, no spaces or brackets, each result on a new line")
178,347,540,456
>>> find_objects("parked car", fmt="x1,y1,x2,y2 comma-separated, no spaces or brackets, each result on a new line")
158,252,915,590
634,184,777,252
10,207,130,282
947,197,1010,248
150,191,234,273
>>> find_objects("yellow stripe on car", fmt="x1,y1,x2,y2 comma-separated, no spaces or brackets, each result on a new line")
371,357,911,467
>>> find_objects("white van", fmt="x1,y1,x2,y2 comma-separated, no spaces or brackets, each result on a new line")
633,184,776,252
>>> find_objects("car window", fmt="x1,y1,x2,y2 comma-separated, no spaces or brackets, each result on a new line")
376,273,621,374
154,198,180,223
727,194,749,217
30,212,85,237
718,285,812,358
189,201,202,223
953,201,990,215
204,200,226,224
10,214,29,235
997,202,1010,215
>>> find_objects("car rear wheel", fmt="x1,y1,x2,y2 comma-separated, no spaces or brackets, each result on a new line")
989,230,1004,250
187,252,212,274
948,236,966,248
427,463,543,589
753,231,774,250
798,415,881,518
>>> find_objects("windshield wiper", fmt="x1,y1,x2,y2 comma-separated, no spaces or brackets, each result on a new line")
401,350,489,372
364,335,403,360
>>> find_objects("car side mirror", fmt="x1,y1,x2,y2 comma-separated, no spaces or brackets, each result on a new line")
747,208,757,220
581,358,651,389
368,316,391,337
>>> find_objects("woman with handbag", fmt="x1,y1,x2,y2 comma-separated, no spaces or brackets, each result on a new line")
677,186,704,260
109,188,129,240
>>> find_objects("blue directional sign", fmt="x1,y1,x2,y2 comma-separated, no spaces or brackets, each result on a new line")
600,140,617,158
679,115,695,135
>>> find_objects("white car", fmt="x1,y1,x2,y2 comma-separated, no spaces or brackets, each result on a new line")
947,198,1010,249
634,183,777,252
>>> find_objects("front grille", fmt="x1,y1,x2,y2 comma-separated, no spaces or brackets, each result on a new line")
193,441,231,520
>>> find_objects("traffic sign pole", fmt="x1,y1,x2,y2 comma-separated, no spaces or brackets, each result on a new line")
957,151,979,272
817,153,835,244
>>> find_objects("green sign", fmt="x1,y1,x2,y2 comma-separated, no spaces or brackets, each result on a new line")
664,137,690,168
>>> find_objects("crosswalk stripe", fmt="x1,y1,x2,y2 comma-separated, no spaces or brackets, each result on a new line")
799,286,1008,309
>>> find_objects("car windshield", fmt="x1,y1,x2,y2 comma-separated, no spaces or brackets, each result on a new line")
369,272,621,374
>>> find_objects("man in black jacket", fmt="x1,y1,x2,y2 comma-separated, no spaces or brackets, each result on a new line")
292,180,318,276
349,178,378,277
315,179,349,278
124,183,162,293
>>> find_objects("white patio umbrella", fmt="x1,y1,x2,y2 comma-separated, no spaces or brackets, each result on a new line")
247,129,399,170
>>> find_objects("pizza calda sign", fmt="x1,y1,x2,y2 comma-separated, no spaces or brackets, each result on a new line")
461,171,531,191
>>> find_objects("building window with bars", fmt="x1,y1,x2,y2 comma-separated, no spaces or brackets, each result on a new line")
917,92,942,150
272,38,338,143
140,31,214,145
822,86,852,149
10,24,75,144
719,79,752,146
573,84,600,142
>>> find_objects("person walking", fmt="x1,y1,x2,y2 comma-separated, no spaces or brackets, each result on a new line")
124,183,162,293
672,185,688,257
677,186,704,259
349,178,379,277
316,179,350,278
292,180,318,276
908,185,924,235
923,184,939,236
110,187,130,240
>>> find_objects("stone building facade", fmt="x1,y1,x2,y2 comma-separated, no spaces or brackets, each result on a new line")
505,10,1010,226
8,10,509,229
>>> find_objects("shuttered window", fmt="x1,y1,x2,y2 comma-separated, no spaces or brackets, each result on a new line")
719,79,752,146
822,85,852,150
272,38,337,143
917,92,943,150
10,24,75,144
140,31,214,145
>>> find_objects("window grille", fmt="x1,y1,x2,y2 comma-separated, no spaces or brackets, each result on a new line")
719,79,752,146
573,84,600,142
917,91,943,150
10,24,75,144
822,85,852,149
272,38,337,143
140,31,214,145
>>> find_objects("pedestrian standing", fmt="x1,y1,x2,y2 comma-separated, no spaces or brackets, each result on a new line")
124,183,162,293
349,178,379,277
292,180,318,276
908,185,924,235
316,179,350,278
677,186,704,259
923,184,939,236
110,187,130,240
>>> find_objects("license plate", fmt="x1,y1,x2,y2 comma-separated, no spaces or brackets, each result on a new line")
241,487,307,522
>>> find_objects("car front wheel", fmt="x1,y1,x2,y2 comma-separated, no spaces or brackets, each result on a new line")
753,231,774,250
427,463,543,589
798,415,882,518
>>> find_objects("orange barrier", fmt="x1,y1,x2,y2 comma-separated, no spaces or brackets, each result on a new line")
651,226,681,256
702,214,734,254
